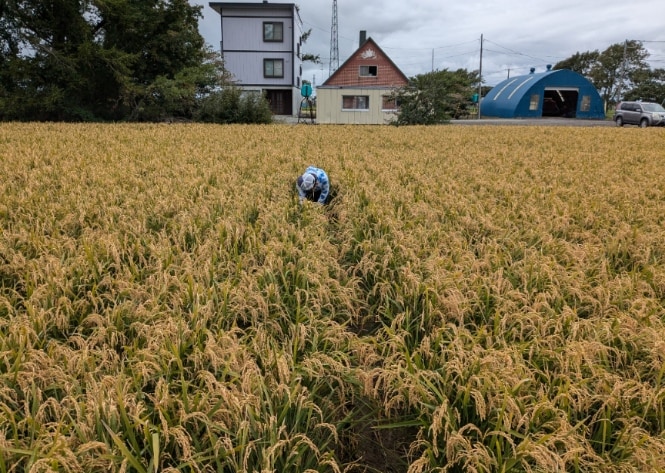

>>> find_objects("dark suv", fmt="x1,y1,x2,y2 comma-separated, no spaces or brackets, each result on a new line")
613,101,665,127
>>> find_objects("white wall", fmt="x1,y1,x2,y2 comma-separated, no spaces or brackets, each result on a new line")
316,88,399,124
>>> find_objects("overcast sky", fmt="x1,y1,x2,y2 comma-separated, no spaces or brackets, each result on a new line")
191,0,665,87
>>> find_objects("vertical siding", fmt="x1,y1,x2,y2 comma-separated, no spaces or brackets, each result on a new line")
316,88,398,124
224,52,294,86
215,3,303,115
316,38,406,123
222,17,294,51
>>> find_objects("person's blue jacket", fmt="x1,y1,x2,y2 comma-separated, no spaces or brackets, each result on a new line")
296,166,329,204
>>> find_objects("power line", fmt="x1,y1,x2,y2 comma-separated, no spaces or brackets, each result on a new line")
483,38,549,63
307,28,665,85
381,39,478,52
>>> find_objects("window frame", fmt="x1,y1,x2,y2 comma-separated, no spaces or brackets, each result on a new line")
263,58,284,78
342,95,370,111
381,95,400,111
529,94,539,111
263,22,284,42
359,65,378,77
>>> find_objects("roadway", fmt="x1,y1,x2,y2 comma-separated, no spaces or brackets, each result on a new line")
451,118,615,127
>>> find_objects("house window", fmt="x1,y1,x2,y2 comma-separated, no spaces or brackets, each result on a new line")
580,95,591,112
359,65,378,77
342,95,369,110
382,95,400,111
529,94,539,111
264,59,284,78
263,22,283,42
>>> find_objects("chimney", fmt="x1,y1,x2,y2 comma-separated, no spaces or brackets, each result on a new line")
359,30,367,45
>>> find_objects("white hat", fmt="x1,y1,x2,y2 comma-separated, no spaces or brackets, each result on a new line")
298,173,316,191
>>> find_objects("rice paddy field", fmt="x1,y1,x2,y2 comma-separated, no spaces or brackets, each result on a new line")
1,122,665,473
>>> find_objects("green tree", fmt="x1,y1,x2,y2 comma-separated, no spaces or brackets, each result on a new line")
299,28,320,64
553,50,600,77
294,5,319,64
98,0,219,120
390,68,479,125
593,41,649,104
554,41,650,105
624,68,665,104
0,0,108,120
0,0,224,121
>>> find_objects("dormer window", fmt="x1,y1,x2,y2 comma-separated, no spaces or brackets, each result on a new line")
359,65,377,77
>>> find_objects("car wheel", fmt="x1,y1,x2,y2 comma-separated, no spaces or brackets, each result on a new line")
640,118,649,128
615,116,623,127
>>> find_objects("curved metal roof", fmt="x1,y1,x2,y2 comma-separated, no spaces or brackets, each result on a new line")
481,68,605,119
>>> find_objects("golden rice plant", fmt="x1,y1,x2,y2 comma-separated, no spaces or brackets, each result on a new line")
1,122,665,472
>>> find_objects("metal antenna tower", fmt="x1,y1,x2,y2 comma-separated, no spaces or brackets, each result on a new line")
329,0,339,76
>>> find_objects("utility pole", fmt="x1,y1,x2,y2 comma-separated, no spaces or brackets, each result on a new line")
477,34,483,119
616,39,628,104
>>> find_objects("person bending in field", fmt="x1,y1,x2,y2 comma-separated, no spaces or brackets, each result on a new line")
296,166,331,205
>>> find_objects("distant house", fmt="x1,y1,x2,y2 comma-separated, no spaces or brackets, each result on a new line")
481,67,605,119
209,1,305,116
316,32,409,124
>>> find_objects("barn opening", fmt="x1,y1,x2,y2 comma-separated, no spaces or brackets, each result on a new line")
542,87,578,118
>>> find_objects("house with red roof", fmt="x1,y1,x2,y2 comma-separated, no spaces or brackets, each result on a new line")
316,32,409,124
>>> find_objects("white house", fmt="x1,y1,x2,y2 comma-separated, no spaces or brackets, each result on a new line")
209,1,305,116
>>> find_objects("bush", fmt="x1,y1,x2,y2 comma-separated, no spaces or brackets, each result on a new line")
196,87,273,124
391,69,479,126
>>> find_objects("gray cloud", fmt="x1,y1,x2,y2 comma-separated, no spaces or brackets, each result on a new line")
192,0,665,86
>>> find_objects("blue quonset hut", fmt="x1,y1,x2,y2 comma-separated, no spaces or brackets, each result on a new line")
481,67,605,119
